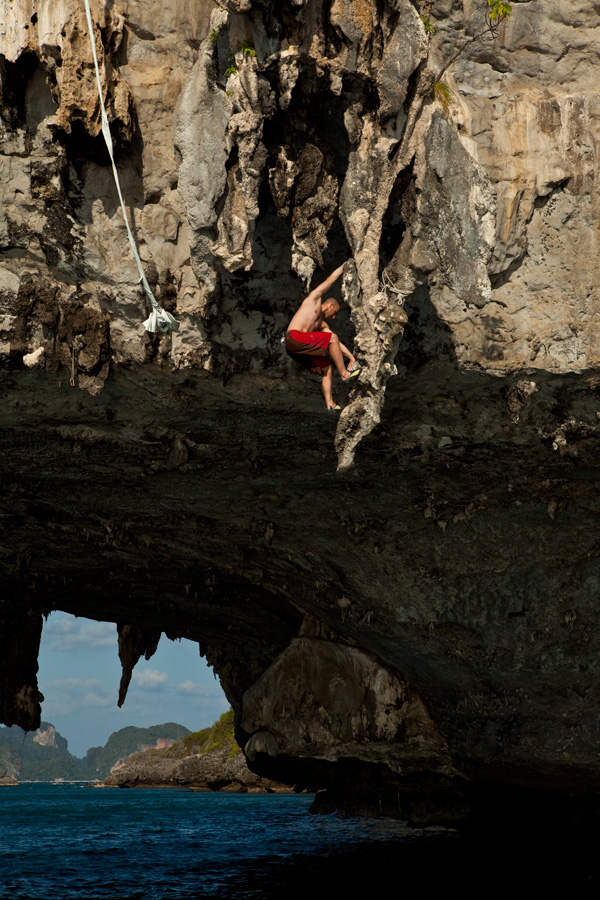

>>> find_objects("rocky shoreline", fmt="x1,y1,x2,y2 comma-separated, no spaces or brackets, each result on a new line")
98,712,292,794
99,746,292,793
0,775,18,786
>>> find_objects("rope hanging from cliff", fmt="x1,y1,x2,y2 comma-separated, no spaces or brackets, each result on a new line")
82,0,179,334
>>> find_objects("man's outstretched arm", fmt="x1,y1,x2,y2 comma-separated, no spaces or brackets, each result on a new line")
304,263,346,304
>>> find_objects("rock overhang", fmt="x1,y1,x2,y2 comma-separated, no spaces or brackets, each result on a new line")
4,350,600,821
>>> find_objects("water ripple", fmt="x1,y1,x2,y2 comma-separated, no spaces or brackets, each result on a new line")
0,784,439,900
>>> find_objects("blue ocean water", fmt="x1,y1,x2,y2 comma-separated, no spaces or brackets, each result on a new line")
1,784,598,899
0,784,452,900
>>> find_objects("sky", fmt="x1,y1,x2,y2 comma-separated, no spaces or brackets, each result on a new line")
33,612,230,758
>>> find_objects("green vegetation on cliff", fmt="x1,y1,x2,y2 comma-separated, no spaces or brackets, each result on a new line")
158,710,240,761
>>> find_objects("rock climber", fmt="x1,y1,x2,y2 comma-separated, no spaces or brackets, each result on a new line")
285,262,361,413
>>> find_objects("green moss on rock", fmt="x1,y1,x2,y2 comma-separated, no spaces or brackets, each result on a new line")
162,710,240,759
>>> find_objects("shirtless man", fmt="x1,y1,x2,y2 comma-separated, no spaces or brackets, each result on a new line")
285,262,360,413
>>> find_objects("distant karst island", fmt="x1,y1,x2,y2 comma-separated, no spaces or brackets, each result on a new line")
0,719,190,782
0,711,290,792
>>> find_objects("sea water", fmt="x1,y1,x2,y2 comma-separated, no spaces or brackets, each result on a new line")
0,783,597,898
0,784,451,899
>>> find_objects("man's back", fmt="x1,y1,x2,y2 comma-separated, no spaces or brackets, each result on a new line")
287,296,323,334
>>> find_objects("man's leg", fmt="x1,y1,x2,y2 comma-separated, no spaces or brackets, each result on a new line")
321,366,336,409
327,333,350,379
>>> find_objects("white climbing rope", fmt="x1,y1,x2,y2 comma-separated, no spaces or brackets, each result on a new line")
82,0,179,334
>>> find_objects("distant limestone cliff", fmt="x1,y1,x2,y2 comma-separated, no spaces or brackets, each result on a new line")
82,723,191,779
0,720,80,781
0,721,190,781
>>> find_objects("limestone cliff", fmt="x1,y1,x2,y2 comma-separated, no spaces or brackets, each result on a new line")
2,0,600,825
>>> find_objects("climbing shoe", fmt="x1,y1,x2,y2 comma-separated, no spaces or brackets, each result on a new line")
342,368,360,383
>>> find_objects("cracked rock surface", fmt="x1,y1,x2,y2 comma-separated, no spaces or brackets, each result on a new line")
3,0,600,824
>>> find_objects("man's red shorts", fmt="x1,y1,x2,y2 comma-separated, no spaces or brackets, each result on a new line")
285,330,332,373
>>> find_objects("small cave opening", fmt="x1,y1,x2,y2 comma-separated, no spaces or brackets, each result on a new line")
261,64,353,259
0,51,42,131
379,160,414,273
341,71,380,123
25,65,58,134
0,49,59,137
58,114,145,231
263,63,350,188
321,215,356,349
58,117,136,173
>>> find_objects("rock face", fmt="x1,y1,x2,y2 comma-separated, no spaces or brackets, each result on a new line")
32,724,58,748
3,0,600,825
